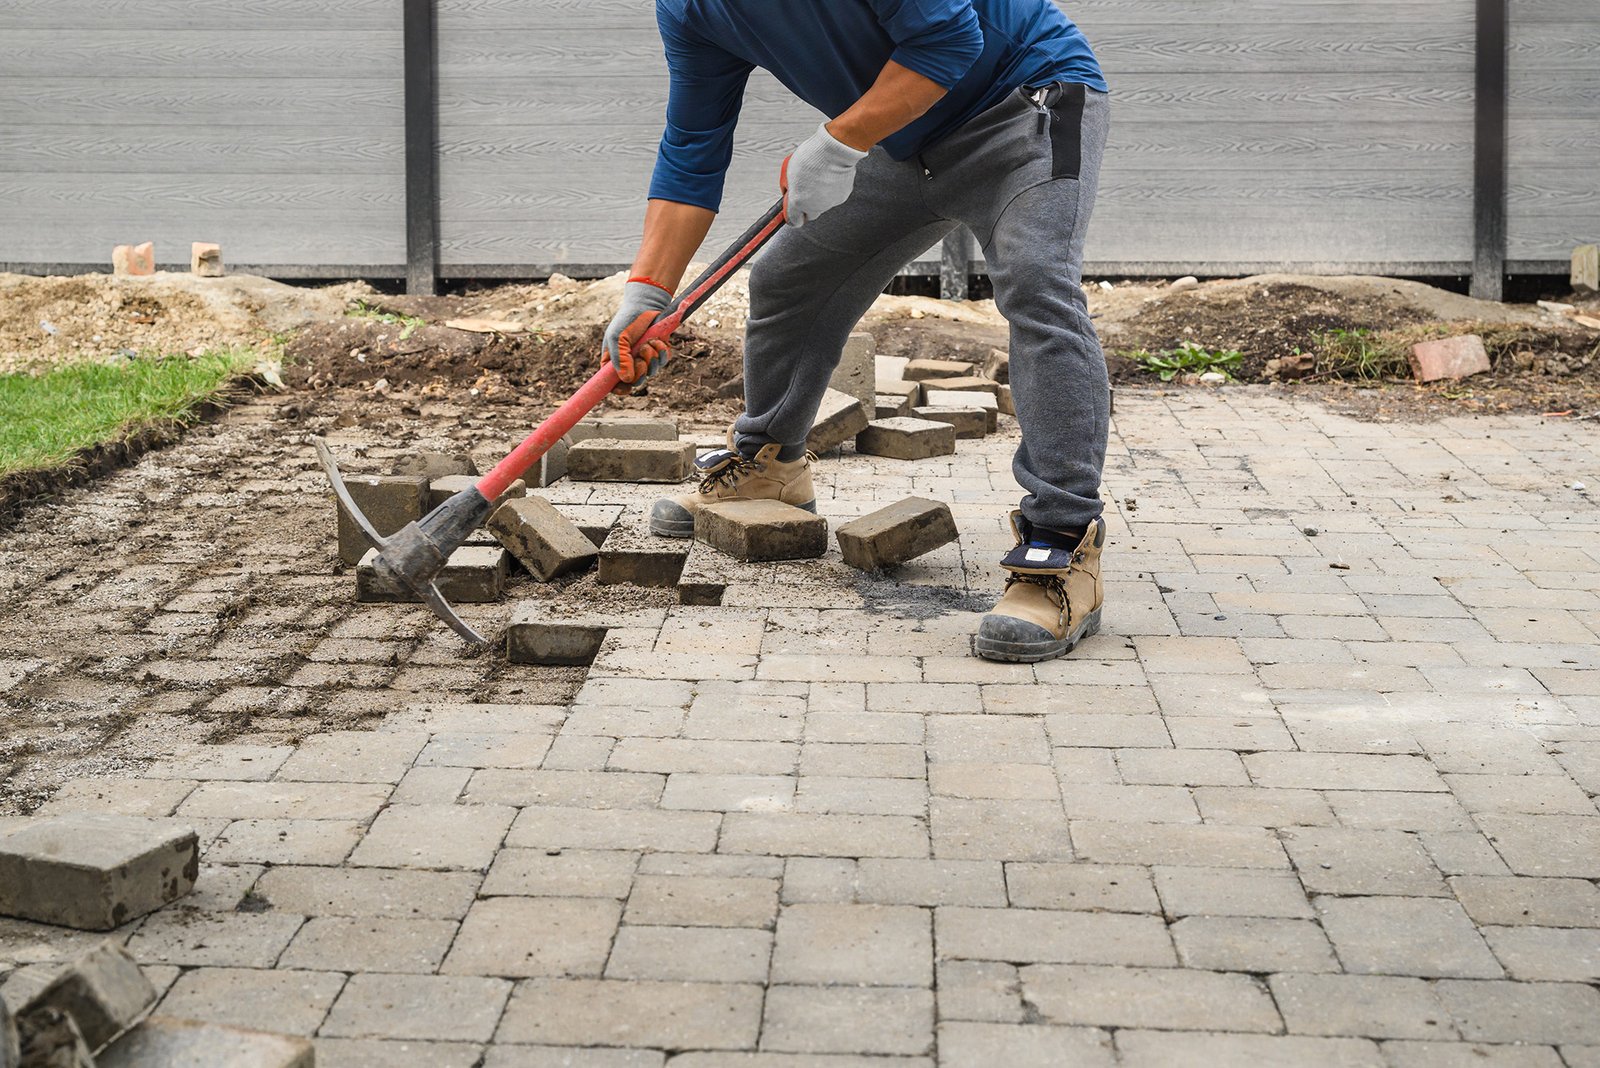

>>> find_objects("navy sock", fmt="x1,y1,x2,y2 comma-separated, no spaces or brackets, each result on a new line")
1028,525,1085,550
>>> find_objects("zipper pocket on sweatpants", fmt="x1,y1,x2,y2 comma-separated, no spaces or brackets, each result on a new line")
1020,81,1086,181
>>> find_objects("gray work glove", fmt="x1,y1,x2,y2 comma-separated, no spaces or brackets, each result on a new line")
602,279,673,392
782,122,869,228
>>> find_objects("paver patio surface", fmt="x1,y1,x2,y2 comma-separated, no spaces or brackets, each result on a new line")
2,387,1599,1065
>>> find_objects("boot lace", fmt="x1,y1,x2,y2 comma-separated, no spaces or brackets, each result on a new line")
1003,549,1084,628
699,455,758,494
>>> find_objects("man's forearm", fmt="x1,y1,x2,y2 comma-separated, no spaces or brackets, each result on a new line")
826,59,950,152
631,199,717,293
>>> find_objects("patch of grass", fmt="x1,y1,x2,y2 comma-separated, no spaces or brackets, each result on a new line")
1311,327,1411,381
1128,340,1244,381
346,301,424,340
0,347,257,478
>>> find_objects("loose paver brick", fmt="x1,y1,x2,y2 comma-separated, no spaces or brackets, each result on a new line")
1410,334,1491,382
392,450,477,480
832,495,953,572
875,394,913,419
357,545,508,604
334,475,427,565
924,388,999,430
567,438,694,482
855,417,956,460
875,378,922,404
488,496,597,579
912,404,988,439
426,474,525,512
19,942,155,1050
903,358,976,381
806,388,872,454
98,1017,313,1068
695,499,828,562
566,416,679,443
828,331,877,406
505,605,612,666
0,815,199,930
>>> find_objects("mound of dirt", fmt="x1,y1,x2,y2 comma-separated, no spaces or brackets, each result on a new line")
282,317,745,413
0,271,369,374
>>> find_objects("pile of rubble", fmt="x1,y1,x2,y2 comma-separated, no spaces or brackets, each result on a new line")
0,817,309,1067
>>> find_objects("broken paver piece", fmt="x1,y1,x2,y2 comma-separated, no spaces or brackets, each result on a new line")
912,405,988,439
555,503,623,547
805,389,871,454
335,474,427,565
598,523,690,587
568,439,694,483
0,815,199,931
875,378,921,404
875,354,909,381
21,942,156,1051
855,417,956,460
695,499,828,562
566,417,678,443
1409,334,1490,383
111,242,154,277
532,437,569,488
357,545,508,604
836,497,959,571
924,389,998,432
903,358,976,381
983,347,1010,383
489,497,597,580
98,1017,313,1068
427,474,524,512
189,242,223,277
997,383,1014,415
391,451,477,480
828,332,876,407
506,604,612,666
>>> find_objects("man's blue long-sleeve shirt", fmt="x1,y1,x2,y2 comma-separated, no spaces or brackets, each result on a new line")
649,0,1105,211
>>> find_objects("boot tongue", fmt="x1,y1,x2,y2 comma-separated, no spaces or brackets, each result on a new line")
1001,541,1076,571
693,448,741,475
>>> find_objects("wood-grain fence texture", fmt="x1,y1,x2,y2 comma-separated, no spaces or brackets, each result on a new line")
0,0,1594,279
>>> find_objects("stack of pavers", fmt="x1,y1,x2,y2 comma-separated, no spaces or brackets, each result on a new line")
0,816,310,1066
869,345,1010,455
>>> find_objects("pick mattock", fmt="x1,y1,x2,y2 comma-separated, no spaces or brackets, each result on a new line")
315,198,788,646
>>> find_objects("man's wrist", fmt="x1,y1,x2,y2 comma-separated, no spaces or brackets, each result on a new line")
824,118,876,154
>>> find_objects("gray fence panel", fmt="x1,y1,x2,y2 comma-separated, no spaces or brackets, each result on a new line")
1506,4,1600,267
0,3,404,271
1,0,1595,279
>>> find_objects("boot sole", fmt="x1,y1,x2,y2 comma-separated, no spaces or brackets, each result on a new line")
974,607,1102,664
650,499,817,538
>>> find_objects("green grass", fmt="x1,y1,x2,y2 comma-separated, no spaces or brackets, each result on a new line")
0,347,258,478
346,300,424,340
1311,327,1411,381
1128,340,1244,381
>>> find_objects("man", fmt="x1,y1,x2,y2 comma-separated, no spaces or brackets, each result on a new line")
603,0,1110,664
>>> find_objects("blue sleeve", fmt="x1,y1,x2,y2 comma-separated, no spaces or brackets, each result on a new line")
647,5,755,212
868,0,984,89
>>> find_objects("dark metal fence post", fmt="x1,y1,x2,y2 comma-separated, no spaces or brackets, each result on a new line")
1471,0,1508,301
940,227,972,301
404,0,439,295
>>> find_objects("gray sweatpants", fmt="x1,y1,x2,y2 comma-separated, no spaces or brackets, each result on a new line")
734,83,1110,533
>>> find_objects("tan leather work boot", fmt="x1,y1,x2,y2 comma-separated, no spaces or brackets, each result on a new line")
974,512,1105,663
649,430,816,537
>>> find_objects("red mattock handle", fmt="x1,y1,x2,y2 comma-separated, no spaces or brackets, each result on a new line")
476,199,787,502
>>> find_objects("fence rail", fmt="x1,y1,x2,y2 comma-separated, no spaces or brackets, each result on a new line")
1,0,1595,297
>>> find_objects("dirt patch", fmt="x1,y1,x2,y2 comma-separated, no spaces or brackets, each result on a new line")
282,318,744,416
0,271,367,373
